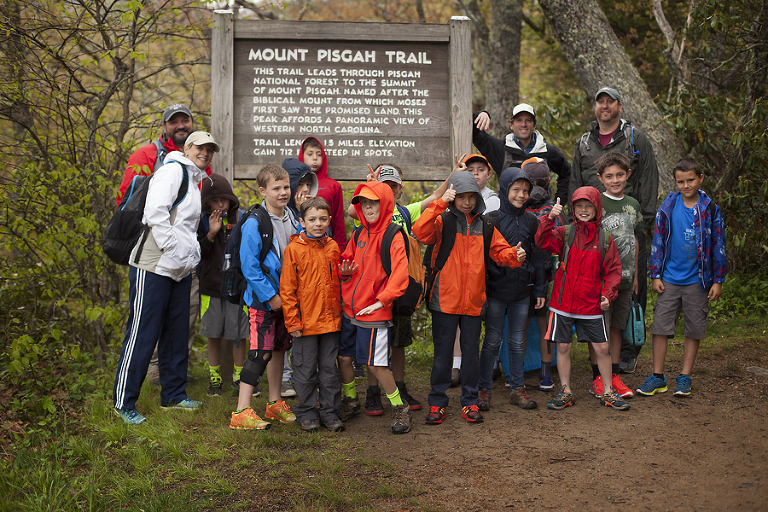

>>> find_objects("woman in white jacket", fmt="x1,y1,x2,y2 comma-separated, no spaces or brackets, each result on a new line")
113,131,219,424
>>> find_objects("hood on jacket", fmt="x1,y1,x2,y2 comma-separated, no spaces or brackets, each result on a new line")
282,158,319,213
200,173,239,218
446,170,485,215
351,181,394,234
298,136,329,179
499,167,532,216
572,186,603,229
526,185,550,208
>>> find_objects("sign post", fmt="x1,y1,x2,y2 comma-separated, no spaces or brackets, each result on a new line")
212,15,471,183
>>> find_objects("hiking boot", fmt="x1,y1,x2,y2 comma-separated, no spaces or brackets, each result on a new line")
612,373,634,398
114,407,147,425
461,405,483,423
547,386,575,410
265,399,296,423
674,374,692,396
539,373,554,391
589,375,605,398
478,388,492,411
230,408,270,430
396,382,422,411
353,360,365,378
365,387,384,416
338,395,361,421
602,389,631,411
509,387,537,409
391,404,412,434
324,418,345,432
425,406,447,425
207,381,223,396
281,379,297,398
619,356,637,374
161,398,202,411
299,418,320,432
636,375,668,396
232,379,261,397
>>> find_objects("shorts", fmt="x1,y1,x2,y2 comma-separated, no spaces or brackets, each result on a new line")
248,308,292,352
390,315,414,348
199,295,249,340
339,316,390,367
606,288,632,330
651,280,709,340
545,310,608,344
528,291,549,318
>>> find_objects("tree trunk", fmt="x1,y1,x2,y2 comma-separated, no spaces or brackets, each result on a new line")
486,0,522,137
538,0,683,193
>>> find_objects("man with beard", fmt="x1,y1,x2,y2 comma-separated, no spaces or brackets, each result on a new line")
116,104,212,382
569,87,659,373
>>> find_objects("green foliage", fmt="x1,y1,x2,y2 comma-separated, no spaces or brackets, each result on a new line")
709,274,768,319
713,177,768,274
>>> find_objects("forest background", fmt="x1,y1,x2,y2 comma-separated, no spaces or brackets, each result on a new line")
0,0,766,505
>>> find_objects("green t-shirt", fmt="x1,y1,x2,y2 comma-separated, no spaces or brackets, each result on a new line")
601,193,643,289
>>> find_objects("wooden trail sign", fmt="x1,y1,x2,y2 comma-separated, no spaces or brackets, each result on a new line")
212,14,471,183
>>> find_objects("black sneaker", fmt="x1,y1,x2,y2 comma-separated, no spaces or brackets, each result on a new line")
396,382,422,411
619,357,637,374
353,360,365,378
207,381,222,396
338,396,361,421
365,387,384,416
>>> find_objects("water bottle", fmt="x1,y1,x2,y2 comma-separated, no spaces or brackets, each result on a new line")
223,253,231,270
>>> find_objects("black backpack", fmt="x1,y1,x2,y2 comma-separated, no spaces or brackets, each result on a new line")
352,222,424,317
421,212,495,306
102,162,188,265
220,203,279,306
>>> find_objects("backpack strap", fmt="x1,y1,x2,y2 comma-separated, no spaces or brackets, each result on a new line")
482,211,499,265
380,223,409,276
253,203,275,264
395,203,412,234
153,139,168,173
432,211,456,272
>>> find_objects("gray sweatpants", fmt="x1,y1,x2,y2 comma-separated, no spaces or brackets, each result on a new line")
292,332,341,424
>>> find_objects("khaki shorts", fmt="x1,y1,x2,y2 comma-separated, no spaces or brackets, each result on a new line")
651,281,709,340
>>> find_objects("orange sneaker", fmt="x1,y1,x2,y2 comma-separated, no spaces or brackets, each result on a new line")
265,399,296,423
611,373,634,398
230,407,270,430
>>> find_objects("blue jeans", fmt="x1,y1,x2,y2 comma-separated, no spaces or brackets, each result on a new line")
479,296,530,389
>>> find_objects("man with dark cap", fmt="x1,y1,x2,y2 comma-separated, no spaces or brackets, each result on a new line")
116,103,213,382
472,103,571,205
570,87,659,373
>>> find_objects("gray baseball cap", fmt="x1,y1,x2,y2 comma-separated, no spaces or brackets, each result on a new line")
377,165,403,185
162,103,193,123
594,87,621,103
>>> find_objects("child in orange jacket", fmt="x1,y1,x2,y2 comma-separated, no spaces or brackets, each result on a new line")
338,181,411,435
280,197,344,433
413,171,526,425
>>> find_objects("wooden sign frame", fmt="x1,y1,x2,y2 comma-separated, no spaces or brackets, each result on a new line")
211,13,471,183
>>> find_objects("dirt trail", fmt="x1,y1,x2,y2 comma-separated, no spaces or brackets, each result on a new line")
345,342,768,511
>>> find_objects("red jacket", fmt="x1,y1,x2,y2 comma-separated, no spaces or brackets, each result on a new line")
299,136,347,247
116,137,211,205
535,186,621,316
280,232,342,336
340,181,408,323
413,171,523,316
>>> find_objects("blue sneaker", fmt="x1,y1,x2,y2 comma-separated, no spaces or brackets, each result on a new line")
161,398,203,410
114,407,147,425
539,373,554,391
636,375,668,396
674,374,692,396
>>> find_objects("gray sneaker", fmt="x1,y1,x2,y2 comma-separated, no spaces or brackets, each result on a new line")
391,403,412,434
299,418,320,432
281,380,297,398
324,418,345,432
619,357,637,374
161,398,202,411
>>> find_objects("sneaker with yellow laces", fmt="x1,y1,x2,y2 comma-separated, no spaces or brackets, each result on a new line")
265,399,296,423
230,407,271,430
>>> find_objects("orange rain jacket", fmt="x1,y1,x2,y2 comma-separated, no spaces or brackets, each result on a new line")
413,171,523,316
280,232,342,336
341,181,409,323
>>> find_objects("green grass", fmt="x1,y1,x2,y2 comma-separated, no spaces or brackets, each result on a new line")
2,302,766,511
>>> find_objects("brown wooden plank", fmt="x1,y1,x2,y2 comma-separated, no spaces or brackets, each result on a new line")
449,17,472,158
211,11,235,184
234,20,450,42
235,164,452,182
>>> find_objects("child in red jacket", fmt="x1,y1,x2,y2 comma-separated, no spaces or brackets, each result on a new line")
535,186,628,411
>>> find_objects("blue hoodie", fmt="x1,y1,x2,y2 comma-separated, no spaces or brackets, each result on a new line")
281,158,319,230
486,168,547,302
